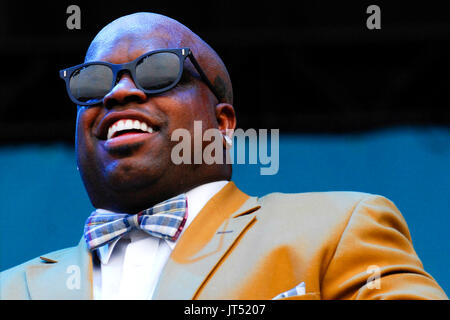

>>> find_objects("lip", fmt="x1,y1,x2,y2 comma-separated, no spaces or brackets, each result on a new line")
95,109,162,141
103,131,154,151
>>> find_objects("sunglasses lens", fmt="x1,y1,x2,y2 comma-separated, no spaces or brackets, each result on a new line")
136,52,181,91
69,64,113,103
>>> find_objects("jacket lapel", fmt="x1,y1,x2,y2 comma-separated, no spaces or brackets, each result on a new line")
153,182,260,299
25,238,93,299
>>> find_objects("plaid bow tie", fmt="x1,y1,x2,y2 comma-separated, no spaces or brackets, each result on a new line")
84,194,188,250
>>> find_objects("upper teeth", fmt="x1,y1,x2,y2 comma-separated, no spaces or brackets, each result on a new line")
107,119,154,140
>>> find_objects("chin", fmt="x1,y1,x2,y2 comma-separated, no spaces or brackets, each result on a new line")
104,166,162,193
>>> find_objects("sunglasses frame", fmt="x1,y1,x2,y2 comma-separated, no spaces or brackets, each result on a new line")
59,47,221,106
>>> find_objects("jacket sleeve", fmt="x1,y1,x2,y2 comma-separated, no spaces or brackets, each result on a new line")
321,194,448,300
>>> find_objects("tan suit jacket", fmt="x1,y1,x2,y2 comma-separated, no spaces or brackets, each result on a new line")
0,182,447,299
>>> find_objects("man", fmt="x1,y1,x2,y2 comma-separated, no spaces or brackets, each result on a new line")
0,12,447,300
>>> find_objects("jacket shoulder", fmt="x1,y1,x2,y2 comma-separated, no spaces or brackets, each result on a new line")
252,191,384,243
256,190,377,217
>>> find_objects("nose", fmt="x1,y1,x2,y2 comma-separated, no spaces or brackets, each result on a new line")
103,73,147,108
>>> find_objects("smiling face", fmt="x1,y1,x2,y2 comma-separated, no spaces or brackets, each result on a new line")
75,13,235,213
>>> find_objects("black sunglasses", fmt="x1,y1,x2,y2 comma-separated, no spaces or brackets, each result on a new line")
60,47,221,106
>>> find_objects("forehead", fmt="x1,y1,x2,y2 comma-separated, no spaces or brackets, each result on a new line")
85,26,184,64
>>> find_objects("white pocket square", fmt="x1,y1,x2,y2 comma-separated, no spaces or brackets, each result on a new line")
272,282,306,300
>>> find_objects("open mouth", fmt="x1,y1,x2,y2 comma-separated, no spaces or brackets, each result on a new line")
101,118,160,152
107,118,156,140
95,110,163,153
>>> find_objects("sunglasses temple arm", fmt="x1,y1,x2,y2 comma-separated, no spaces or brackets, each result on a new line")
188,54,222,103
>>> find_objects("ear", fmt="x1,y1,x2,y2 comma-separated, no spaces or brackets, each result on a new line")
215,103,236,138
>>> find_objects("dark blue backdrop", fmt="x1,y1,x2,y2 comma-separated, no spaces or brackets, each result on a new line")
1,126,449,294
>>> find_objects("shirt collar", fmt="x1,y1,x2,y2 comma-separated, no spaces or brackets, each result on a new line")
95,180,229,265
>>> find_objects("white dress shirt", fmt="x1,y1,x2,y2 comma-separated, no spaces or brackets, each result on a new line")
92,180,229,300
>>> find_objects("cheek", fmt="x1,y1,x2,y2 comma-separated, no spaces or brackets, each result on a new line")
75,107,101,159
164,85,217,130
76,107,101,134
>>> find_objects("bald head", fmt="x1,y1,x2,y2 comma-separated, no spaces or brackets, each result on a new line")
85,12,233,104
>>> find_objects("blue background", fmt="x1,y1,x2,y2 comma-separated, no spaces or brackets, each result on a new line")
1,126,449,295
